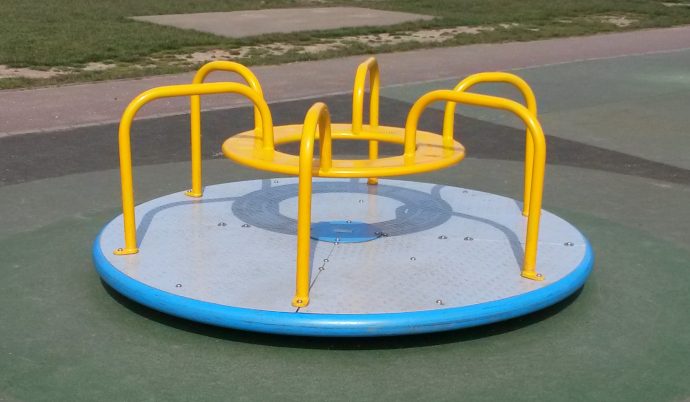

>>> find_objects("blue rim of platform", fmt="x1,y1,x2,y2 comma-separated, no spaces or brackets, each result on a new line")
92,231,594,337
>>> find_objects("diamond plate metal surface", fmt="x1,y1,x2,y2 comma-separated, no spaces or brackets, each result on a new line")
99,179,588,314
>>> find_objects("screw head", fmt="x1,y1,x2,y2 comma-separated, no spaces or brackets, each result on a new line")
346,220,352,224
175,284,182,288
217,222,227,227
116,248,123,251
536,273,543,278
273,179,279,183
436,299,444,305
410,257,416,261
323,258,329,263
438,235,447,239
464,236,474,241
318,267,325,271
241,223,250,228
564,242,574,246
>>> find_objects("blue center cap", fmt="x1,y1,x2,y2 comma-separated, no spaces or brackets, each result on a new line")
310,220,382,243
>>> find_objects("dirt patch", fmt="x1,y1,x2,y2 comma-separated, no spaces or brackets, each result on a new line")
596,15,637,27
0,65,61,79
83,62,114,72
558,14,638,28
185,50,238,63
0,62,117,80
176,25,501,64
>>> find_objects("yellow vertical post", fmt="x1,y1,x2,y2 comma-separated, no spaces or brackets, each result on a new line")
293,150,313,308
520,112,546,280
352,57,380,185
113,103,140,255
186,94,203,197
293,102,333,308
442,73,538,216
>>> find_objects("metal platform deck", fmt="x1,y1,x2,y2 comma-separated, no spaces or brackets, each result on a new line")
94,178,592,336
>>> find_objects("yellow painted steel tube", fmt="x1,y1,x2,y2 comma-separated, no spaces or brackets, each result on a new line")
193,61,266,135
352,57,381,185
293,102,333,307
405,90,546,280
442,73,538,216
187,62,268,197
187,94,203,197
115,82,273,255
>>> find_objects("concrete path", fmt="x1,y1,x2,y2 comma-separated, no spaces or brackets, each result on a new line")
1,25,690,137
132,8,433,38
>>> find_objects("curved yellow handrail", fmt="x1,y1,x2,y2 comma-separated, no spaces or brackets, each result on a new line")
442,72,537,216
293,102,333,307
404,89,546,280
352,57,381,185
114,82,274,255
187,61,268,197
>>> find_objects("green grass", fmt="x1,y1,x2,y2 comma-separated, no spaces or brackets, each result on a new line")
1,0,690,88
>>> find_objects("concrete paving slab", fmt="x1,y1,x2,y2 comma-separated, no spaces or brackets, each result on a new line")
131,7,433,38
1,26,690,137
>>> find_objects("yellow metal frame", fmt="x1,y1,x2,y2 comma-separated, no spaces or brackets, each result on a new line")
410,89,546,281
113,59,547,309
188,61,267,197
223,124,464,177
293,102,333,307
114,82,272,255
221,57,464,179
442,73,538,216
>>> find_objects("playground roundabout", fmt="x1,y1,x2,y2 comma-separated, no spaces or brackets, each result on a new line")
93,178,593,336
92,58,594,336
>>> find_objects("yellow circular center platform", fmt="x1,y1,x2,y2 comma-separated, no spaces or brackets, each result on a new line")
222,123,465,177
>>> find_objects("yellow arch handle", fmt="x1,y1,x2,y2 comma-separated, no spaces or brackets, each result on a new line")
405,89,546,280
352,57,381,185
442,72,538,216
115,82,274,256
293,102,333,307
187,61,268,197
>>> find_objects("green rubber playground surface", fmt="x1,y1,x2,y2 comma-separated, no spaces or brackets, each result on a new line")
1,50,689,401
